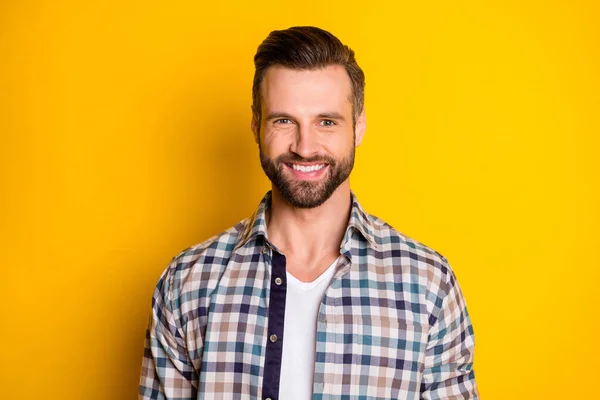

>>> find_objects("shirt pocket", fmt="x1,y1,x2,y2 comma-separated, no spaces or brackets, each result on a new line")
347,316,428,398
355,315,428,360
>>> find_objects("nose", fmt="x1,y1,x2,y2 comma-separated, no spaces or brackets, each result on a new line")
289,123,319,159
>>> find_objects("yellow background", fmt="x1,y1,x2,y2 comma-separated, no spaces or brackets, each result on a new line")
1,0,598,399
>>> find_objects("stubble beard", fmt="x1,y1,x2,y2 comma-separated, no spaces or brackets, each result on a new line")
259,141,355,209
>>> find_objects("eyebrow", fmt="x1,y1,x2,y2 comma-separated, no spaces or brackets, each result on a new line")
317,112,346,121
265,111,347,122
265,112,294,121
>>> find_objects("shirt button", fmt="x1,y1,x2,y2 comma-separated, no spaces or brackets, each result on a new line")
265,398,272,400
269,334,278,343
262,246,268,254
274,277,282,285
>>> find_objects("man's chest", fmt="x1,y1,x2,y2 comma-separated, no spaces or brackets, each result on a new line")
196,263,431,399
311,280,430,398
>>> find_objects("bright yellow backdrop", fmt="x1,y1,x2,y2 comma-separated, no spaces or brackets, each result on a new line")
1,1,598,399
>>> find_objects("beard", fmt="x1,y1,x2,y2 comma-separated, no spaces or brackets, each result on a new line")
259,143,355,209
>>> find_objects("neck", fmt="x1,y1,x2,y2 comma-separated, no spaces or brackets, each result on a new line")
266,181,352,260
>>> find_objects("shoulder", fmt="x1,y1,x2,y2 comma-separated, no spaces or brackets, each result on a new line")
367,212,456,296
155,217,251,304
365,213,465,325
172,219,247,268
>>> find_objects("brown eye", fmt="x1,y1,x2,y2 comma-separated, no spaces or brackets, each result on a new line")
275,119,292,124
320,119,336,127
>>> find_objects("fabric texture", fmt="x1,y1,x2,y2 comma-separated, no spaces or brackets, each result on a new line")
139,190,479,400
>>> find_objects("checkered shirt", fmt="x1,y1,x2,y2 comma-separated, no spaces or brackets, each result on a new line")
139,190,478,399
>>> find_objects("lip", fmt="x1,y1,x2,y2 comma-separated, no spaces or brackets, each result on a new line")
283,162,329,180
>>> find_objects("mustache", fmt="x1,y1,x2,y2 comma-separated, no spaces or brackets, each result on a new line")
276,153,336,165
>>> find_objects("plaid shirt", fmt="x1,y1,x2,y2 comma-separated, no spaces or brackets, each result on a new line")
139,191,478,399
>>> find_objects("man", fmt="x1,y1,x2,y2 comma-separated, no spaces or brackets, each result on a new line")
139,26,478,399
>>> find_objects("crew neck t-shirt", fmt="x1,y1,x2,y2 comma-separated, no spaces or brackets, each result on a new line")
278,257,340,400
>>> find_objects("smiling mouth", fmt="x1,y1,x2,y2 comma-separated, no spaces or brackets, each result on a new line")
287,163,326,172
283,162,329,175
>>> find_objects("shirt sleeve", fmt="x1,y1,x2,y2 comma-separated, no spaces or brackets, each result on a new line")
421,261,479,399
139,264,199,400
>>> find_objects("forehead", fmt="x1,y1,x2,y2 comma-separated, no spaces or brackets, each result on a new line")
260,65,353,113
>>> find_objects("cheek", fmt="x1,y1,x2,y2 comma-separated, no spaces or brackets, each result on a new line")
322,130,355,156
261,129,290,156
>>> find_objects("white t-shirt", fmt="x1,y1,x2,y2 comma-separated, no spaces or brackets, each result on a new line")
278,257,339,400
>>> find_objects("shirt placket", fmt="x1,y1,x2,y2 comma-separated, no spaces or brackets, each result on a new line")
261,244,287,400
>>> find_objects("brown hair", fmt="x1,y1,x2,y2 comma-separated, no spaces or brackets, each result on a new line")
252,26,365,128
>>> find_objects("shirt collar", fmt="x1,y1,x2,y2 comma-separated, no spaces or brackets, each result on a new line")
233,190,379,252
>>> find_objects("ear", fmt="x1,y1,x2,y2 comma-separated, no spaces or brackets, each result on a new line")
354,107,366,146
251,107,259,144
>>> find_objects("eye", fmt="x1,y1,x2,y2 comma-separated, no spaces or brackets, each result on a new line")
275,118,293,124
320,119,336,127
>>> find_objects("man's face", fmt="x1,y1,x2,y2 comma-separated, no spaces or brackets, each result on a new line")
251,65,366,209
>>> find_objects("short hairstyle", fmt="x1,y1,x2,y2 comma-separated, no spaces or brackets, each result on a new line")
252,26,365,128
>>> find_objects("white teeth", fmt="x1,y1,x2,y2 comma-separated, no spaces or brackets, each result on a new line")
291,163,325,173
